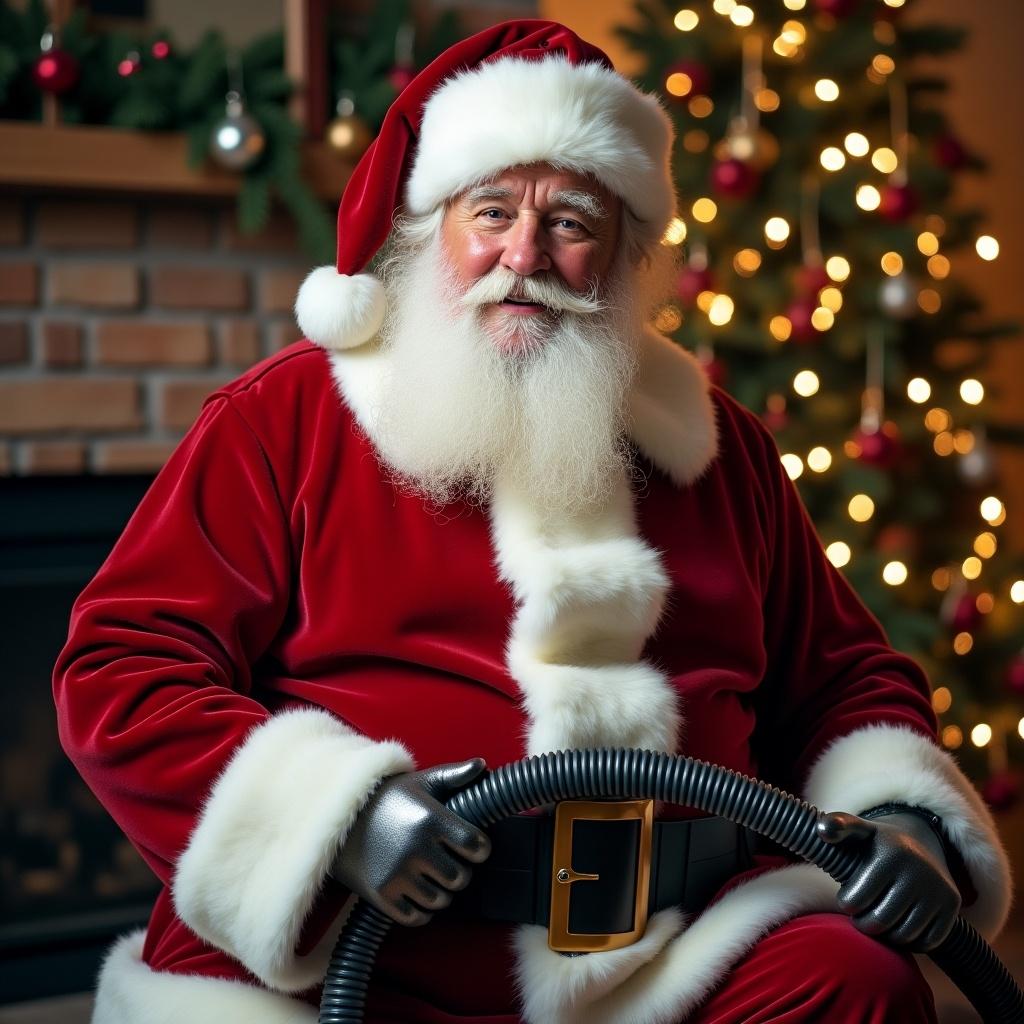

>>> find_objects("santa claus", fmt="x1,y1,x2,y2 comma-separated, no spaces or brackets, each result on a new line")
54,20,1010,1024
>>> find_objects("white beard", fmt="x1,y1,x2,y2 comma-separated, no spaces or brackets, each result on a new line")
371,234,650,518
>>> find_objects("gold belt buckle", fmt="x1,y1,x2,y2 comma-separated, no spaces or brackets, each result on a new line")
548,798,654,953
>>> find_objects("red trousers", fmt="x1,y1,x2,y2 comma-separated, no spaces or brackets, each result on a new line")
364,913,937,1023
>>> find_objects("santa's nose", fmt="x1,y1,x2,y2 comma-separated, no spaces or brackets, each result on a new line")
499,216,552,277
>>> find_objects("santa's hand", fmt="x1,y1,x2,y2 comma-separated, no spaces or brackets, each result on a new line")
817,809,960,952
331,759,491,926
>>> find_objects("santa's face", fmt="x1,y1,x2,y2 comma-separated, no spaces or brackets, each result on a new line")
440,165,623,354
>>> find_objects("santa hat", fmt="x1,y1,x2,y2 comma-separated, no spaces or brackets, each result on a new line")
295,19,676,353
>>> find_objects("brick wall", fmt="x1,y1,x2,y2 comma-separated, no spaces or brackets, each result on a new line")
0,195,313,475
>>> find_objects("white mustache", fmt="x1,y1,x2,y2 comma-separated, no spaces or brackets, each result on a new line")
459,267,605,316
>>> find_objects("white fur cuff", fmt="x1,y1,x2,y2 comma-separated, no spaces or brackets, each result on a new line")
173,708,414,992
804,723,1013,938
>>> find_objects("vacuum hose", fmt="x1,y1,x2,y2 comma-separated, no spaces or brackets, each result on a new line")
318,748,1024,1024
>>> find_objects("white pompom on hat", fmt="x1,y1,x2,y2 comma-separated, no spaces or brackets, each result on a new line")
295,19,675,353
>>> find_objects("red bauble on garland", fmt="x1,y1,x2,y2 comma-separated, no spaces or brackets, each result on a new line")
711,158,760,199
151,39,172,60
947,593,983,635
1007,655,1024,696
813,0,860,16
677,266,715,308
878,182,919,222
117,50,142,77
933,133,969,171
786,296,820,345
852,421,902,468
795,263,831,299
665,59,711,98
876,524,918,558
33,47,79,94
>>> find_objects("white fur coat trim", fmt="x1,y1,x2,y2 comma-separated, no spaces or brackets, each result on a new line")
804,722,1012,939
173,708,413,992
92,930,317,1024
327,325,719,494
514,864,840,1024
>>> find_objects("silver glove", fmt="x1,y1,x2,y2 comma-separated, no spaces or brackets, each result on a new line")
331,758,491,926
817,809,961,952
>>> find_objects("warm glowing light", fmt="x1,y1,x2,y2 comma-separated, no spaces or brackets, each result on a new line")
960,379,984,405
953,632,974,655
907,378,931,404
734,248,762,275
730,4,754,26
755,89,781,112
980,496,1004,523
928,254,950,279
933,432,955,456
976,235,1000,261
793,370,820,397
692,197,718,223
1019,718,1024,741
971,723,993,748
783,0,806,8
811,307,835,331
1011,580,1024,604
919,289,941,314
976,593,994,613
962,556,982,580
820,146,846,171
883,0,907,6
844,132,869,157
815,79,839,102
807,447,832,472
689,96,714,118
848,494,875,522
932,567,952,591
825,541,851,567
953,430,975,455
666,72,694,97
974,532,997,559
712,0,737,13
942,725,963,749
683,130,709,152
780,19,807,44
708,294,735,326
773,36,799,58
883,560,908,585
932,687,952,714
871,54,896,75
819,287,843,312
655,305,683,333
780,453,804,480
825,256,850,282
770,315,792,342
871,147,898,174
917,231,940,256
880,251,904,276
674,8,700,30
924,408,952,432
663,217,688,245
874,21,897,44
696,290,717,313
765,216,791,243
856,185,881,211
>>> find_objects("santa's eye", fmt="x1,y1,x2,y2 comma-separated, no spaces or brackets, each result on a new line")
479,208,507,220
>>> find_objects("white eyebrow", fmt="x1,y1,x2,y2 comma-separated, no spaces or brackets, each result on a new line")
463,185,515,205
550,190,606,220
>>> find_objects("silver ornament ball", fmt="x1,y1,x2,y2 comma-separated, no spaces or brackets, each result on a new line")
210,91,266,171
959,440,995,485
879,272,917,319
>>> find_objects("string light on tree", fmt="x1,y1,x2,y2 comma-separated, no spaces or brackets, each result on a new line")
826,256,851,282
826,541,851,567
1011,581,1024,604
673,9,699,31
820,147,846,171
971,723,993,748
907,378,931,403
780,454,804,480
808,447,832,472
764,216,791,247
976,235,1000,261
856,184,881,211
729,5,755,26
815,79,840,102
960,379,985,405
883,560,908,585
793,370,820,397
917,231,940,256
844,132,870,157
848,494,875,522
663,218,688,245
980,496,1005,524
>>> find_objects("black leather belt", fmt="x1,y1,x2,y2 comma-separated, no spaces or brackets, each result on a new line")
448,799,753,953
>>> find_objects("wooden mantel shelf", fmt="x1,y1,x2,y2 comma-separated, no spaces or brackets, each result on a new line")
0,121,352,200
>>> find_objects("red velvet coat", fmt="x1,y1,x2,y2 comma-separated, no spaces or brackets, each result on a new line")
54,337,1010,1024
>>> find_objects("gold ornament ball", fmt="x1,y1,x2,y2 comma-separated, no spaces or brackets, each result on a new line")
327,114,372,159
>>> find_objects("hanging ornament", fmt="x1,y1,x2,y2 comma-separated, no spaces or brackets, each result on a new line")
959,426,996,485
151,39,172,60
879,272,917,319
947,592,983,635
982,771,1020,812
717,39,778,174
712,157,759,199
933,132,969,171
117,49,142,78
785,295,819,345
813,0,860,16
878,182,918,222
665,59,711,99
762,393,788,433
32,29,79,95
795,263,830,298
877,78,917,223
852,422,902,466
326,92,372,160
795,178,830,298
876,524,918,558
388,22,416,92
677,243,714,308
1007,653,1024,696
852,328,902,467
210,90,266,171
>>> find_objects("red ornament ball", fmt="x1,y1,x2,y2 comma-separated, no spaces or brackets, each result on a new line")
665,59,711,99
813,0,860,16
933,133,968,171
677,266,715,308
948,593,983,635
795,263,831,298
711,158,759,199
1007,656,1024,696
117,51,142,77
878,183,919,223
876,524,917,557
151,39,171,60
785,296,820,345
853,422,902,468
33,48,79,94
388,65,416,92
982,771,1020,812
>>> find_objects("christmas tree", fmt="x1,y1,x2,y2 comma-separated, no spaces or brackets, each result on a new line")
619,0,1024,800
